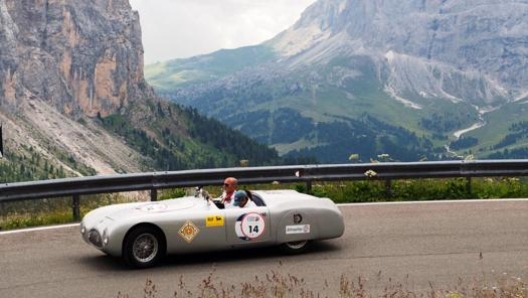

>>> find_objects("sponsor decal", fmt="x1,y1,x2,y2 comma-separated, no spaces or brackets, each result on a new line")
235,212,266,241
285,224,310,234
179,220,200,243
206,215,225,227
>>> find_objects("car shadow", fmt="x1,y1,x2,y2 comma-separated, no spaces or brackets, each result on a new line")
163,241,341,267
77,254,130,271
77,241,342,271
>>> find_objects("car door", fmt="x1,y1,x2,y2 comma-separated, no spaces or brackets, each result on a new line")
224,206,271,248
163,200,229,254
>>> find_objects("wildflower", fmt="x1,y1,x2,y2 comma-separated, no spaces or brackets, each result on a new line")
364,170,377,178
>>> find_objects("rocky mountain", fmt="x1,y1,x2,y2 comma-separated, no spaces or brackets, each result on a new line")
147,0,528,163
0,0,279,182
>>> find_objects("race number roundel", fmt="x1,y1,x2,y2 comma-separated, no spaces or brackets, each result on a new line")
239,212,265,239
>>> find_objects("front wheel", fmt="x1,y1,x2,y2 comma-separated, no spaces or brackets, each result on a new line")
123,226,166,269
279,240,311,254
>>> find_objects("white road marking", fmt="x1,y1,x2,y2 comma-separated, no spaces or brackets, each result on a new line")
338,198,528,207
0,223,79,235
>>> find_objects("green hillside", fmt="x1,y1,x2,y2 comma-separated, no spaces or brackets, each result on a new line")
146,45,277,90
0,98,281,183
144,48,528,163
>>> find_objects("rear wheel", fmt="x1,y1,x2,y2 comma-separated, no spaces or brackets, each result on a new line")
123,226,166,268
280,240,310,254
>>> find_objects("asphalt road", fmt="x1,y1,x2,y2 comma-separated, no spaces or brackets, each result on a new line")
1,199,528,297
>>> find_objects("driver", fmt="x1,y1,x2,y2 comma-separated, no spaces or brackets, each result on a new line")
220,177,238,208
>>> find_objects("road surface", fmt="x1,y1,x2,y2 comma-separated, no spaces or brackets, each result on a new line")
1,199,527,297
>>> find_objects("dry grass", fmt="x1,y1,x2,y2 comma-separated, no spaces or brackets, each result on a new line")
115,267,528,298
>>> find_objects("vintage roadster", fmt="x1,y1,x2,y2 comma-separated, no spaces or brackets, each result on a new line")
80,189,345,268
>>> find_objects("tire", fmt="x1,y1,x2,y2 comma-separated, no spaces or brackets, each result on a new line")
123,226,166,269
279,240,311,254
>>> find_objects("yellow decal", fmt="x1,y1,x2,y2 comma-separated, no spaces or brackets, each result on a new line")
206,215,225,227
178,220,199,243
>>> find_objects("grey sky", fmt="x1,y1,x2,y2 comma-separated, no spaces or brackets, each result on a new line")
128,0,316,65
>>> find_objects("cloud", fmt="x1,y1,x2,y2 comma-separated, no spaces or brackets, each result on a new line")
129,0,316,64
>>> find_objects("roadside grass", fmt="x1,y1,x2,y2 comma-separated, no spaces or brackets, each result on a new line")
115,267,528,298
2,177,528,231
0,192,148,230
307,177,528,203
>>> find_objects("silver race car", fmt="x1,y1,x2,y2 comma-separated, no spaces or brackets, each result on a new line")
80,189,345,268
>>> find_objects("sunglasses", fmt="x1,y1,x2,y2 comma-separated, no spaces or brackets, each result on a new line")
223,183,230,187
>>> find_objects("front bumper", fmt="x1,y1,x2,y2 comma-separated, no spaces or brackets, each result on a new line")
80,217,113,250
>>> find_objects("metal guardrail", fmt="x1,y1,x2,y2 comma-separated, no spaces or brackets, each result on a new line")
1,160,528,220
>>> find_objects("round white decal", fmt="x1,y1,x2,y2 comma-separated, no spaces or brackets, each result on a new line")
235,212,266,240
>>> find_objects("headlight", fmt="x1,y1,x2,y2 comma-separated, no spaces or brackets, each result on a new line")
88,230,103,248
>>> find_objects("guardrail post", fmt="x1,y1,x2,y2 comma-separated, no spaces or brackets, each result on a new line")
466,177,472,197
306,180,312,193
151,188,158,201
385,179,392,198
72,194,80,221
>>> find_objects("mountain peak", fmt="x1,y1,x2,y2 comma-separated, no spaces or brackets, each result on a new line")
267,0,528,103
149,0,528,162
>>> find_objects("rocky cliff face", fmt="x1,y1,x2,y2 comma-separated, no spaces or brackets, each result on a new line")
0,0,153,175
269,0,528,107
0,0,280,178
0,0,149,118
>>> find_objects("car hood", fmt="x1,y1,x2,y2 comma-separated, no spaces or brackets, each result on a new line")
83,196,210,223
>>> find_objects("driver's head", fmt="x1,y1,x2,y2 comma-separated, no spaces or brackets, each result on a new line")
223,177,238,193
